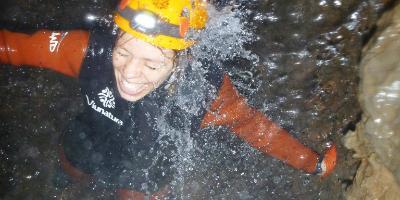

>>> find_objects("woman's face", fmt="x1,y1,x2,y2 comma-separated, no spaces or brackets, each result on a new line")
112,33,176,102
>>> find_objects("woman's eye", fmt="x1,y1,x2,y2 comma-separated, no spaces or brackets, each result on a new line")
117,51,129,57
145,64,159,70
145,62,162,70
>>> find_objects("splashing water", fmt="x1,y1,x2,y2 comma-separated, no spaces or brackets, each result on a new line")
124,5,260,198
190,6,258,63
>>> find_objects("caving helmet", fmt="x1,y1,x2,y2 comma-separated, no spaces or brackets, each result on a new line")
114,0,208,50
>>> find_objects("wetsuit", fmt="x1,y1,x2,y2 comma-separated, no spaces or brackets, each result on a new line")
1,29,325,197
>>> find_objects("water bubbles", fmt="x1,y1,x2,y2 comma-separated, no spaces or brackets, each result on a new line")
265,12,279,22
85,14,98,22
313,14,324,22
334,0,342,7
272,175,281,184
318,0,342,7
253,12,267,22
78,131,86,139
189,5,258,63
324,141,334,148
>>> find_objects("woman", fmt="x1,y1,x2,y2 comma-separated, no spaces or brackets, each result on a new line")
0,0,336,199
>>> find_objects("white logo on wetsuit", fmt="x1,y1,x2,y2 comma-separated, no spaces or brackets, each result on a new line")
49,32,68,53
98,87,116,109
85,94,123,126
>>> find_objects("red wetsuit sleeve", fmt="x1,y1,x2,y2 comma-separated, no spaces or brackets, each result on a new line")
201,74,319,173
0,29,89,77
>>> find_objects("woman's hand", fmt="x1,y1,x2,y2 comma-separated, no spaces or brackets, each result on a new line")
316,143,337,178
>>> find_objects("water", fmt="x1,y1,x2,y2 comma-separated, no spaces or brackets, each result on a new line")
0,0,393,199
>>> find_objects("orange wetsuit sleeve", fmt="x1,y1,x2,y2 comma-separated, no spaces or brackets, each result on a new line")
201,74,319,173
0,29,89,77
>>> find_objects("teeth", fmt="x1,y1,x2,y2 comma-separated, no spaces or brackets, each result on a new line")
121,79,145,94
123,80,141,89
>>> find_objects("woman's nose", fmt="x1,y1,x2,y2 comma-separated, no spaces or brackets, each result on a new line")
122,58,143,79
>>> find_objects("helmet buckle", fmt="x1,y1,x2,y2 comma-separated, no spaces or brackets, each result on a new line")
179,17,189,37
119,0,131,10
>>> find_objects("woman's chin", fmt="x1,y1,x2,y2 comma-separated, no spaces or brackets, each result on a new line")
117,82,150,102
119,89,147,102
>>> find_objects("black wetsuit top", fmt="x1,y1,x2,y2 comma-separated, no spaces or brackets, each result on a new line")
62,30,223,192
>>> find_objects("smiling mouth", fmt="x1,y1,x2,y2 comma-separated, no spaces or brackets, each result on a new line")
119,79,148,96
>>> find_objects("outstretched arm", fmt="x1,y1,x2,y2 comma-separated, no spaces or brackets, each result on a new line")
0,29,89,77
201,74,336,176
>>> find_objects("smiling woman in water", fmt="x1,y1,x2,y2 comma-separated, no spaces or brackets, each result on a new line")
0,0,336,199
112,33,176,102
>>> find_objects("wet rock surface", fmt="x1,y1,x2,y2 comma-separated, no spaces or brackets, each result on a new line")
345,2,400,199
0,0,396,199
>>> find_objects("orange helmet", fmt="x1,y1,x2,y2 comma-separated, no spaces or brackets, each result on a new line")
114,0,208,50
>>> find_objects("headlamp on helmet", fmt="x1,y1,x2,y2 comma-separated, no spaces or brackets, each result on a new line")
133,11,157,31
114,0,208,50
